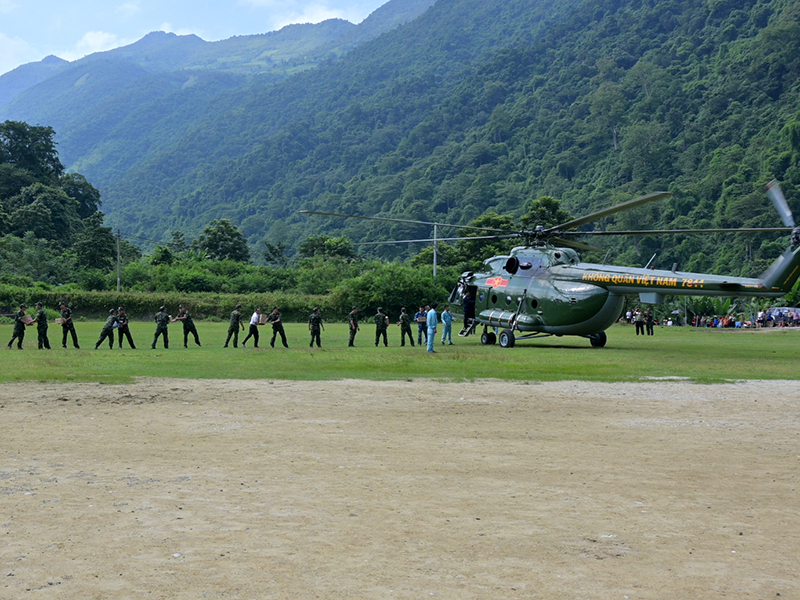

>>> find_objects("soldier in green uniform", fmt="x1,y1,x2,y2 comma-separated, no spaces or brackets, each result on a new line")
7,304,31,349
32,301,51,349
95,309,118,349
374,307,388,347
152,305,170,349
645,309,655,336
308,307,324,348
224,304,244,348
396,307,415,347
348,306,360,347
59,301,80,349
173,305,201,348
267,306,288,348
116,306,136,349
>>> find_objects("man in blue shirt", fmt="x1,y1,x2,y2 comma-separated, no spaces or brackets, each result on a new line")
440,304,456,345
426,302,438,353
414,306,428,346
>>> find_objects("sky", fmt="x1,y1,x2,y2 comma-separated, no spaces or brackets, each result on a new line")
0,0,389,76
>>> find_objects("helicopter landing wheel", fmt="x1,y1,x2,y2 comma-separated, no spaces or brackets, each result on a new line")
498,329,516,348
481,331,497,345
589,331,607,348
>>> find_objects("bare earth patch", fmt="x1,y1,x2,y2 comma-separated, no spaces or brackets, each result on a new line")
1,379,798,599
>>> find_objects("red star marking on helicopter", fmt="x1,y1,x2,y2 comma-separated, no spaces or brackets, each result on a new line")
486,276,509,288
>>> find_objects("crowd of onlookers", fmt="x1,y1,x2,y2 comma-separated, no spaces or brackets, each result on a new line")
620,307,800,329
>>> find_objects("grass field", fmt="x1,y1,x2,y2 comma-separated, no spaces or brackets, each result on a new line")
1,321,799,384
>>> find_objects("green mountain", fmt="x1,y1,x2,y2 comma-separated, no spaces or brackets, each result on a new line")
4,0,800,280
0,0,437,114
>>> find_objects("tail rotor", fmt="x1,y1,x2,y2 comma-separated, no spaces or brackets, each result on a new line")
767,180,799,246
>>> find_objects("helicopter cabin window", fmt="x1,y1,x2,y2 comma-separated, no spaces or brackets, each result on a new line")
505,295,512,305
478,291,485,303
491,293,498,305
529,298,538,310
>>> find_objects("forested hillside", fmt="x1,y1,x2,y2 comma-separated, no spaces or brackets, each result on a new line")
5,0,800,281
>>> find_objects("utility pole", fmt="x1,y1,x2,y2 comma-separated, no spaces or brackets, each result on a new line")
433,224,438,279
116,229,122,293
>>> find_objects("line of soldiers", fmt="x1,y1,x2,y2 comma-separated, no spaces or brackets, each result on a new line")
224,304,288,348
7,301,81,350
7,303,455,351
345,305,456,348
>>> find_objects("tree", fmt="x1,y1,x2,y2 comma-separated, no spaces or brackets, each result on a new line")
72,212,116,270
263,241,290,267
0,121,63,181
195,219,250,262
298,234,356,259
7,183,81,242
519,196,571,230
151,245,175,266
166,230,188,256
452,212,517,268
60,173,101,219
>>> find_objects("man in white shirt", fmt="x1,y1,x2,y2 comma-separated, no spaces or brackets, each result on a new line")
242,308,264,348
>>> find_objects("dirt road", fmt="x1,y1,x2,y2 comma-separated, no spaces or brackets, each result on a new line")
1,379,798,599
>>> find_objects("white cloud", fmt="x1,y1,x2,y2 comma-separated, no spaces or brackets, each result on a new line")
116,2,141,19
238,0,348,28
0,0,18,14
60,31,124,61
0,32,35,75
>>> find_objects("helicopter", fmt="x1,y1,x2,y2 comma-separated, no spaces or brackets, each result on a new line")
301,180,800,348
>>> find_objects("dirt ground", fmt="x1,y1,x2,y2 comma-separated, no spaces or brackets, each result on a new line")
1,378,798,599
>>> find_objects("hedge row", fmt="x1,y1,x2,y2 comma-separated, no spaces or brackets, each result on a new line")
0,285,333,322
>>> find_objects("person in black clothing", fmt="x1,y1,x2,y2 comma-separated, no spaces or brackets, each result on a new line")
267,307,288,348
173,305,201,348
374,307,388,347
7,304,31,349
224,304,244,348
59,302,80,349
348,307,360,347
33,302,51,349
117,306,136,348
95,309,118,349
152,306,170,349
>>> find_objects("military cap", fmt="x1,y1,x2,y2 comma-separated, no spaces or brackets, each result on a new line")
236,304,242,309
109,309,116,314
36,301,43,307
20,303,27,309
160,305,166,311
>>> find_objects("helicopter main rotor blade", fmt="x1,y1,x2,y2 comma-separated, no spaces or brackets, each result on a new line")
766,180,795,228
560,226,793,236
545,191,671,233
351,234,519,246
299,210,510,234
549,236,603,252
